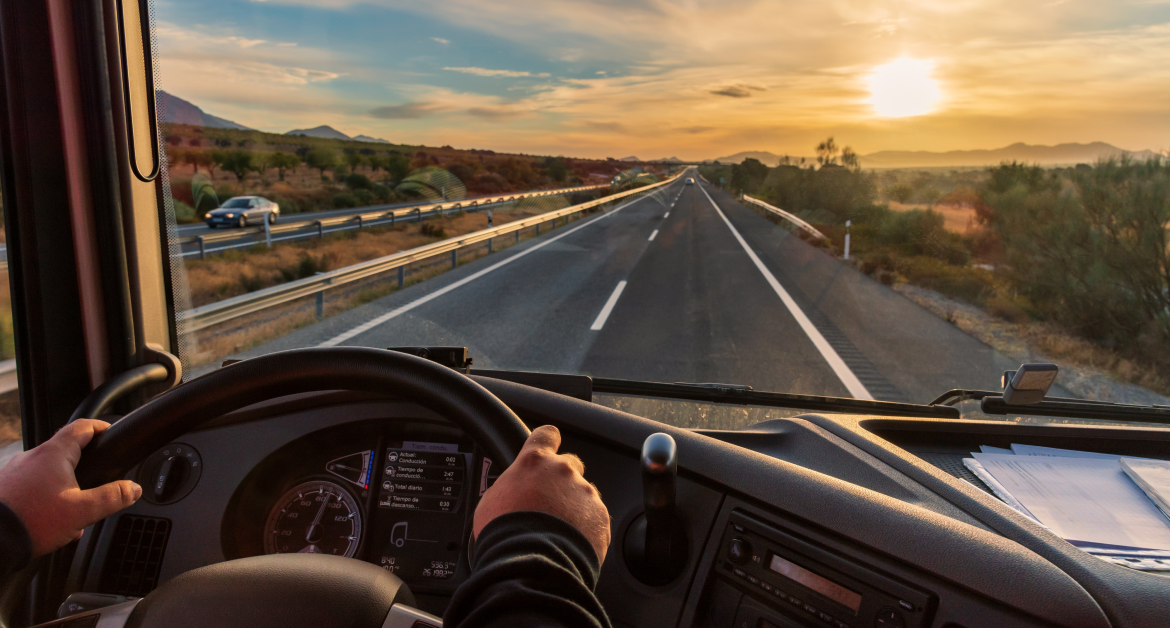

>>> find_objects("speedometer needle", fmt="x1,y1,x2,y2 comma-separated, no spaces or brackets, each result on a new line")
305,491,332,543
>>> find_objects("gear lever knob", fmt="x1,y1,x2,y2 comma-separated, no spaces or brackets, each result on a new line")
624,432,687,585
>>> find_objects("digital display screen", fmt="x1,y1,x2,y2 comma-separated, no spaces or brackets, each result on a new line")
767,553,862,614
373,441,472,582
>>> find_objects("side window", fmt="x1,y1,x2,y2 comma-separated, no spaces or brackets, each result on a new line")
0,216,19,462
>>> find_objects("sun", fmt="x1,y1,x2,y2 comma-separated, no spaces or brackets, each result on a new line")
868,58,941,118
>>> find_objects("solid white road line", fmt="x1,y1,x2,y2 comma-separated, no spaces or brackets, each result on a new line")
698,185,874,400
319,196,648,347
649,230,659,241
590,281,628,330
664,212,670,218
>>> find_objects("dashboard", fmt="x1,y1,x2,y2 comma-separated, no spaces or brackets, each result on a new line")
61,377,1170,627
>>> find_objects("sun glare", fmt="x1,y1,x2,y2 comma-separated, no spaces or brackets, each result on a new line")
868,58,940,118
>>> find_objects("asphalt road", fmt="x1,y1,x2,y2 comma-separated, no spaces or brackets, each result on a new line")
225,172,1055,406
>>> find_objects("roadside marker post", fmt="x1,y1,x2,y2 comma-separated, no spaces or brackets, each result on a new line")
844,220,851,260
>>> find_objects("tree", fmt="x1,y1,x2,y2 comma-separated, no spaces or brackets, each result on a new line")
344,151,364,174
730,157,769,193
384,153,409,183
841,146,859,170
366,155,386,176
252,152,272,178
816,137,840,167
887,183,914,204
270,152,300,181
207,149,225,178
215,150,254,182
304,149,338,178
544,156,568,183
919,187,942,207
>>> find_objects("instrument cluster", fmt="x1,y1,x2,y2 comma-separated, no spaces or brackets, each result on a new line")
222,419,491,593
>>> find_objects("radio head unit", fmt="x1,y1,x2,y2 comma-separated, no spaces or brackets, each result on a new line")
709,511,934,628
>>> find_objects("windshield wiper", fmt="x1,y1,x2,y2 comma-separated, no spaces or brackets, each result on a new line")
591,377,959,419
930,389,1170,424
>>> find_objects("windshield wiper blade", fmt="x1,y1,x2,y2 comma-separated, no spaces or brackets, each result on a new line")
930,388,1170,424
592,377,960,419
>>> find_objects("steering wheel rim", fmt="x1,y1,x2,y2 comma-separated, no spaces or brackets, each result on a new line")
74,346,531,490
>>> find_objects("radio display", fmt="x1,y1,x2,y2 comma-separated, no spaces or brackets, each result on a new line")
767,552,862,614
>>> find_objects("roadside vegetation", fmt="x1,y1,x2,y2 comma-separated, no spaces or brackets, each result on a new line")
163,123,669,223
701,144,1170,395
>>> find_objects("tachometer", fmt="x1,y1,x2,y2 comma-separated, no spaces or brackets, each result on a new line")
263,481,362,557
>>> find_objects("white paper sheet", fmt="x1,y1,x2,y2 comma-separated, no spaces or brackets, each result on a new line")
1009,444,1143,460
972,453,1170,550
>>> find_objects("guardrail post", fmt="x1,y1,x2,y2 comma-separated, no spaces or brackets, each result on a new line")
316,221,324,239
390,213,395,227
316,290,324,320
398,266,404,288
535,223,540,236
415,208,422,223
451,249,457,269
264,214,272,248
515,230,520,245
357,216,363,229
488,238,493,254
197,236,206,260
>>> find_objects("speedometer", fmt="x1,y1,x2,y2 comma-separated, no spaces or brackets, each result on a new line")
263,481,362,557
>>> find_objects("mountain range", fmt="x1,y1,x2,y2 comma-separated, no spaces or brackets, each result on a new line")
157,91,252,131
711,142,1159,169
157,92,393,144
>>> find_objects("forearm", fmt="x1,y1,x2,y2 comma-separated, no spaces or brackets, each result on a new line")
443,511,611,628
0,501,32,580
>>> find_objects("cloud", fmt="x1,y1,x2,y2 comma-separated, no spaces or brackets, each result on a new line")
466,105,529,120
369,101,448,119
431,37,450,45
443,66,550,78
709,84,765,98
679,126,714,134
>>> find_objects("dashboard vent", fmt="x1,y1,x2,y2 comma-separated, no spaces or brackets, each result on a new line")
100,515,171,596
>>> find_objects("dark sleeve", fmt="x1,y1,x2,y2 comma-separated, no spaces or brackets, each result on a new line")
443,511,611,628
0,500,32,579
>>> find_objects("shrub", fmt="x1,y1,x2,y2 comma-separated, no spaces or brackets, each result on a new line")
420,222,447,238
332,193,358,209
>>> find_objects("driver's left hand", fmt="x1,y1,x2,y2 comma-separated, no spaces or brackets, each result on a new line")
0,419,142,556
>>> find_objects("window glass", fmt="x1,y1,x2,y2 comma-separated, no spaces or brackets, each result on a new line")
0,194,20,462
150,0,1170,425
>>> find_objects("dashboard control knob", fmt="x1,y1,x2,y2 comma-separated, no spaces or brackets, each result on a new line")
728,538,750,564
136,443,202,505
152,455,189,501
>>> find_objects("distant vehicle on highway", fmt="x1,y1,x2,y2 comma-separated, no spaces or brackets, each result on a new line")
205,196,280,228
685,177,694,185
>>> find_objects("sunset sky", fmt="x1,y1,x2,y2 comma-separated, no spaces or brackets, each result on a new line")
154,0,1170,160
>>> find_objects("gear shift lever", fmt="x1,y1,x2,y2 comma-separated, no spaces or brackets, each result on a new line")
624,433,688,585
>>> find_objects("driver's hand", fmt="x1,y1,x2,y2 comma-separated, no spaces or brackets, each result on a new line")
473,425,611,563
0,419,142,556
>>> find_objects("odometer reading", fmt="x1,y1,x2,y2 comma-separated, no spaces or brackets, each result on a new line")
264,481,362,557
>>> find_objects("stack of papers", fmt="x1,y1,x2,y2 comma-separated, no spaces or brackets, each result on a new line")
961,444,1170,571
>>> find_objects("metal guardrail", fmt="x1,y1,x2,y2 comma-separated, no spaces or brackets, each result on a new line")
180,184,607,258
741,194,827,241
180,173,684,332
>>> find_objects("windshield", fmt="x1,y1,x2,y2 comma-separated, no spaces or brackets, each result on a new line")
149,0,1170,429
219,198,252,209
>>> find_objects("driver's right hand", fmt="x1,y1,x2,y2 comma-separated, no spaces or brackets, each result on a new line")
472,425,611,563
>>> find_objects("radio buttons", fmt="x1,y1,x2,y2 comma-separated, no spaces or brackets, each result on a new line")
875,608,905,628
728,538,751,564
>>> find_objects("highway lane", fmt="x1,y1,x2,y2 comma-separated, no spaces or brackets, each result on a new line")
216,171,1057,404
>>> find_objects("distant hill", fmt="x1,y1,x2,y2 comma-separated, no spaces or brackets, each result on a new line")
618,156,641,162
859,142,1157,168
710,151,812,167
286,125,352,140
711,143,1157,169
353,135,390,144
157,90,251,130
652,156,685,164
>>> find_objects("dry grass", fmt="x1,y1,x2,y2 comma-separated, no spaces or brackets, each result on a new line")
888,201,978,234
185,206,544,307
